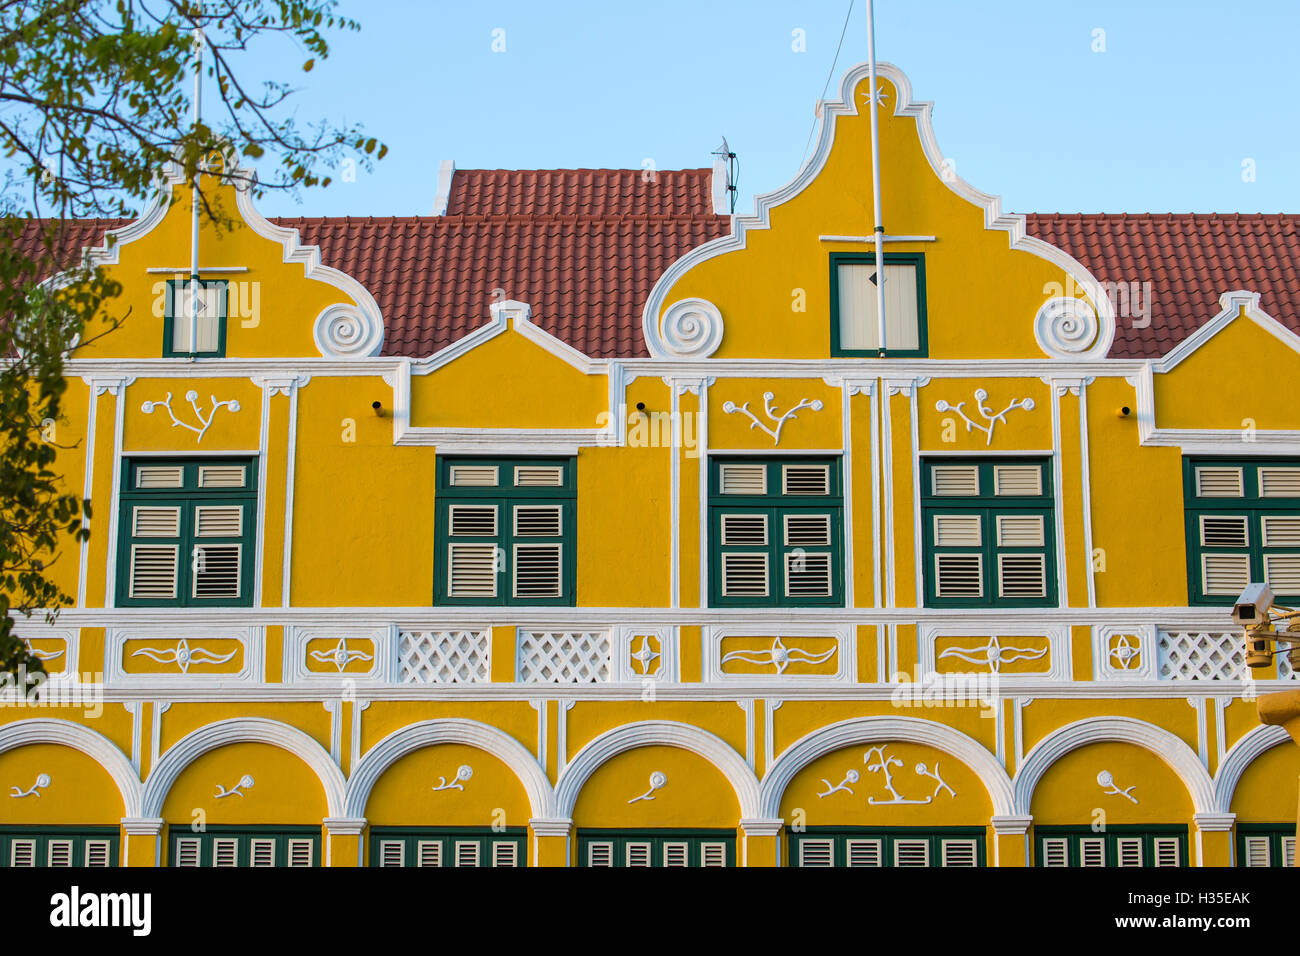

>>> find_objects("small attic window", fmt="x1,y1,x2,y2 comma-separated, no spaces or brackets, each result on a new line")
164,279,228,357
830,252,927,357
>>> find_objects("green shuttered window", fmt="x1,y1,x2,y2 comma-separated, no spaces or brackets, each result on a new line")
162,279,229,357
790,828,985,867
921,458,1056,608
170,827,318,867
435,457,576,606
1035,826,1186,867
1237,824,1295,867
1184,458,1300,605
829,252,929,357
117,458,256,607
0,827,118,867
370,827,526,867
578,830,734,867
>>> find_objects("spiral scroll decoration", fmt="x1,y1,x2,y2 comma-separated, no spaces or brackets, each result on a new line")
659,298,724,359
1033,296,1102,359
313,303,384,358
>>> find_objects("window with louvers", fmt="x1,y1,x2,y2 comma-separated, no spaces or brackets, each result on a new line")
368,828,526,867
1236,825,1296,867
1184,458,1300,605
0,828,118,867
118,458,256,607
921,459,1055,608
169,828,318,867
1034,827,1186,867
577,830,735,867
163,278,228,357
435,457,575,606
789,828,985,867
709,458,843,607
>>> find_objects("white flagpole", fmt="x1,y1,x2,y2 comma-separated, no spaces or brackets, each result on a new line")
189,27,204,356
866,0,887,355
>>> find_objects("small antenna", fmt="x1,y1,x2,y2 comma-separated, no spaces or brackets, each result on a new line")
713,137,739,214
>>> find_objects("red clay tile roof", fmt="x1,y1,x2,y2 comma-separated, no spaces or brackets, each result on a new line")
1024,213,1300,359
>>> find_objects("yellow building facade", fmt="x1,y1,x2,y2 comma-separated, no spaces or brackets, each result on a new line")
2,61,1297,867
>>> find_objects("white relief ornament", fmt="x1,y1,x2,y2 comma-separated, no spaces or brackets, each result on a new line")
313,303,384,358
862,746,956,806
131,637,238,673
817,769,859,799
25,644,64,663
1096,770,1138,804
628,771,668,804
938,635,1048,673
9,774,50,798
215,775,254,799
861,83,888,107
432,765,473,792
722,392,824,446
1034,296,1102,359
934,389,1034,446
658,298,723,359
310,637,374,673
1108,634,1141,671
720,635,836,675
141,390,239,443
630,635,661,676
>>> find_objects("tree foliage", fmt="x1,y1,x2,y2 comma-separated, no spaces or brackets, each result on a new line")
0,0,383,679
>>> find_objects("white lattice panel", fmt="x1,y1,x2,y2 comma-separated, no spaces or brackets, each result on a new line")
1157,630,1246,680
517,630,611,683
399,630,490,684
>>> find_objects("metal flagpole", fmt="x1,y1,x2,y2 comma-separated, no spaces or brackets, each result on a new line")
189,27,204,357
866,0,887,355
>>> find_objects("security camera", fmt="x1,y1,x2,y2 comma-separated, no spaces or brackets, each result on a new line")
1233,582,1274,628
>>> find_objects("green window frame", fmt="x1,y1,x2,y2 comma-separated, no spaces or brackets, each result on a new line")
116,457,257,607
708,457,844,608
434,457,576,606
162,278,229,358
1034,825,1187,867
1236,823,1295,867
169,826,319,867
789,827,985,867
0,826,119,867
1183,457,1300,606
921,457,1057,608
369,827,526,867
829,252,929,357
577,829,735,867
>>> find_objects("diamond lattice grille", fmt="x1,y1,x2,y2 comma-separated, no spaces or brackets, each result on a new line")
518,630,611,683
399,629,490,683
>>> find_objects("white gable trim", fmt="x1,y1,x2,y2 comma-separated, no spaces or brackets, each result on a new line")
640,61,1116,360
1152,290,1300,373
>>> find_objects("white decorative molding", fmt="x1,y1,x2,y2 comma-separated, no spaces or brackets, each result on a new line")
397,628,491,684
1157,629,1249,681
1093,625,1157,680
555,720,760,819
11,628,77,675
431,765,473,792
761,716,1015,818
627,771,668,804
517,629,611,684
131,637,238,673
284,626,387,682
1012,716,1214,816
313,302,384,358
0,720,142,816
705,625,853,683
108,626,263,684
919,625,1067,681
937,635,1048,673
934,388,1035,445
1096,769,1138,803
140,389,239,443
862,745,956,805
8,773,51,799
1034,297,1104,360
816,768,859,798
615,626,675,682
143,717,346,818
214,774,254,799
1213,724,1290,813
653,298,724,359
345,718,554,819
639,61,1116,361
722,391,824,445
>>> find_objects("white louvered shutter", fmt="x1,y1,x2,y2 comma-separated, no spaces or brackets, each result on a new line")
994,465,1042,496
586,843,614,867
662,843,689,867
798,840,834,867
379,841,405,867
699,843,728,867
491,842,518,867
894,840,930,867
46,840,73,867
932,465,979,497
249,839,276,867
447,543,499,598
1284,837,1296,867
9,840,36,867
722,514,767,546
625,843,652,867
1116,838,1143,867
514,465,565,487
192,543,241,599
135,465,184,489
1200,515,1249,548
173,838,201,867
197,464,246,488
1079,838,1106,867
783,464,830,496
998,553,1047,598
846,840,883,867
719,463,766,496
1264,555,1300,594
417,841,443,867
1259,467,1300,497
129,544,179,599
513,543,562,598
1153,839,1181,868
449,465,498,487
454,842,480,867
84,841,111,867
1196,467,1244,498
1203,554,1251,595
212,838,239,867
1040,839,1069,867
721,552,768,597
287,840,314,868
940,840,978,867
935,553,982,599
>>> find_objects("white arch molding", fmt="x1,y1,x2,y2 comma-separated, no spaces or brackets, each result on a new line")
345,718,554,819
760,716,1015,819
1013,716,1215,816
142,717,346,818
0,718,143,818
1213,724,1291,814
554,720,761,819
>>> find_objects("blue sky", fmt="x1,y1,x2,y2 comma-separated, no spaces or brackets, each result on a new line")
250,0,1300,218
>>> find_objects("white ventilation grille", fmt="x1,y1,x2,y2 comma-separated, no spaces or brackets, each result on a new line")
663,842,689,867
213,838,239,867
935,554,982,599
894,840,930,867
1202,554,1251,595
996,515,1045,547
1080,838,1105,867
449,505,497,537
129,544,179,599
449,465,498,487
940,840,978,867
491,842,518,867
514,465,565,487
1158,630,1246,680
133,506,181,537
418,841,443,867
587,843,614,867
719,463,766,495
518,630,611,683
932,465,979,497
721,514,767,546
1116,838,1143,867
1243,836,1270,867
783,464,830,496
398,629,490,683
1263,516,1300,547
1153,838,1181,867
1259,467,1300,497
700,843,728,867
198,465,246,488
47,840,73,867
998,554,1047,598
84,841,111,867
195,505,243,537
994,465,1042,496
784,514,831,547
798,840,834,867
9,840,35,867
514,505,562,537
721,553,769,597
786,551,832,597
250,839,276,867
934,514,981,547
173,838,201,867
1200,515,1248,548
287,839,314,867
379,841,405,867
447,543,499,598
1196,466,1244,498
846,839,883,867
626,843,652,867
513,544,562,598
192,544,241,598
454,842,480,867
135,465,184,489
1040,839,1069,867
